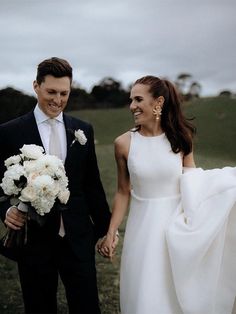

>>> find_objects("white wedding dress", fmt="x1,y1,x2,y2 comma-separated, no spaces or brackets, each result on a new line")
120,131,236,314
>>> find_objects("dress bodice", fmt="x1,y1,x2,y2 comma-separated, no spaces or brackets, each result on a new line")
128,131,182,199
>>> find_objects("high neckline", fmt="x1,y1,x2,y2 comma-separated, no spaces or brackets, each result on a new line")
136,131,165,138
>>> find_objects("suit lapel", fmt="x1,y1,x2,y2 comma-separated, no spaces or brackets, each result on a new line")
63,114,75,151
20,111,44,148
63,114,88,169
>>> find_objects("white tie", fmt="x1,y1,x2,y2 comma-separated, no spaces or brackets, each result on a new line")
48,119,62,159
48,119,65,237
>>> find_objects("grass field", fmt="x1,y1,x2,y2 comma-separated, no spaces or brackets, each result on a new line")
0,97,235,313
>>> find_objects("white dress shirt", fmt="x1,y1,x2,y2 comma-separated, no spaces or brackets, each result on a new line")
34,104,67,163
34,104,67,236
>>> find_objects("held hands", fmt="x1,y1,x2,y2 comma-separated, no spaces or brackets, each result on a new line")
97,231,119,259
5,206,27,230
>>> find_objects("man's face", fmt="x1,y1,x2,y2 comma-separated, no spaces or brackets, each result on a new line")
33,75,71,118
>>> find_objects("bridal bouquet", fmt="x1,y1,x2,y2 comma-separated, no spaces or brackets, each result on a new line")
0,144,70,249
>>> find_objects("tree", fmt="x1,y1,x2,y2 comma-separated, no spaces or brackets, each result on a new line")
67,84,95,110
91,77,129,108
0,87,36,123
175,73,192,95
175,73,201,99
189,82,201,98
218,90,232,98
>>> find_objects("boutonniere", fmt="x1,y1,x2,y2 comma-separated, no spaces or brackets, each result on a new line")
70,129,87,146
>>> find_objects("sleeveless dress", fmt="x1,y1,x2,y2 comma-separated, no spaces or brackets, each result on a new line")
120,131,236,314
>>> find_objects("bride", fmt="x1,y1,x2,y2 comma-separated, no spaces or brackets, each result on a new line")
98,75,236,314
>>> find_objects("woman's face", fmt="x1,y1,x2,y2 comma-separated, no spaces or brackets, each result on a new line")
130,83,157,126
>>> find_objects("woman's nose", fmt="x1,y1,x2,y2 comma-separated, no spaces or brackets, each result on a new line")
130,100,136,111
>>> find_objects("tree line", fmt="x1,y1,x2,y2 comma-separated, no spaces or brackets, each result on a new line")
0,77,132,123
1,73,232,124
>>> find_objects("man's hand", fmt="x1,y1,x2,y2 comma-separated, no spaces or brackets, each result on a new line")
97,232,119,259
5,206,27,230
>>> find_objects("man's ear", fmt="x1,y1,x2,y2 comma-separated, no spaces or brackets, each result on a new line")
33,80,38,93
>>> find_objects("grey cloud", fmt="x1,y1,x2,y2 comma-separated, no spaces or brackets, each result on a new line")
0,0,235,96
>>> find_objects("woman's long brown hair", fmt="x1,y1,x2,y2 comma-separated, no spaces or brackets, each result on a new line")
133,76,196,155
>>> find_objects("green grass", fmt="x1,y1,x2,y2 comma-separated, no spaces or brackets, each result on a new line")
71,96,236,167
0,97,235,313
184,97,236,166
69,107,133,145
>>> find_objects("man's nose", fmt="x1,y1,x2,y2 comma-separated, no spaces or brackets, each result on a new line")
53,93,61,104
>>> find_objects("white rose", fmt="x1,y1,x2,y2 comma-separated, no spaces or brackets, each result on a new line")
0,164,26,195
4,155,21,167
58,188,70,204
23,160,39,175
31,175,57,197
34,155,63,176
1,176,21,196
32,196,55,215
20,144,44,159
19,186,37,202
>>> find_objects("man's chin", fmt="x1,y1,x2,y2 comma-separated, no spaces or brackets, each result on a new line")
47,108,63,118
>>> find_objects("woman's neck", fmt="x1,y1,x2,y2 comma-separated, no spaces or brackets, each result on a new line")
139,123,163,137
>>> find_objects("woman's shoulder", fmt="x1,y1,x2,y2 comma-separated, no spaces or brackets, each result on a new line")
114,131,131,146
114,131,131,158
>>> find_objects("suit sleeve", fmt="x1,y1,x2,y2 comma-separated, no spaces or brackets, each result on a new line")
84,125,111,241
0,125,12,222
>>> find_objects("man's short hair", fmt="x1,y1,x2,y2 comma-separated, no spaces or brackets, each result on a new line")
36,57,73,85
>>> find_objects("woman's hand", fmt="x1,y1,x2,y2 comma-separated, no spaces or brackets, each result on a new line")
97,232,119,259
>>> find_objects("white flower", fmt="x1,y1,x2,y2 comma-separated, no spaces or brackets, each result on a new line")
58,188,70,204
30,155,63,177
0,164,26,196
4,155,22,167
74,129,87,145
31,175,58,197
0,144,70,218
20,144,44,160
32,196,56,216
23,160,38,175
19,185,37,202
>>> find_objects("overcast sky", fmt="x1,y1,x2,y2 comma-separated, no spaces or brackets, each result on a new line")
0,0,235,96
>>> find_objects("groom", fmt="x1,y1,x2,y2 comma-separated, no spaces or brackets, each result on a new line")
0,57,112,314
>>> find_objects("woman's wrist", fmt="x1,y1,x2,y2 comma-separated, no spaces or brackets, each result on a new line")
107,229,119,238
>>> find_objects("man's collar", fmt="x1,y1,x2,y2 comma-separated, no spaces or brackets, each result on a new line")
34,104,64,124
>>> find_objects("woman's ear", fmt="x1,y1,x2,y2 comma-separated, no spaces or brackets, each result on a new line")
156,96,164,107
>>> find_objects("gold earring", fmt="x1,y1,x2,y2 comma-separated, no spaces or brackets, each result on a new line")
153,106,162,120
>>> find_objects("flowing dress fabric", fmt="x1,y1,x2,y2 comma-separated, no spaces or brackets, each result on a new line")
120,131,236,314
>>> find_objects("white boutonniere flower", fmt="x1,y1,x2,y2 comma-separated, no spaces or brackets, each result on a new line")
71,129,87,146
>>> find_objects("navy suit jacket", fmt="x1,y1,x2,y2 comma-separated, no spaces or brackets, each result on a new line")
0,111,111,261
